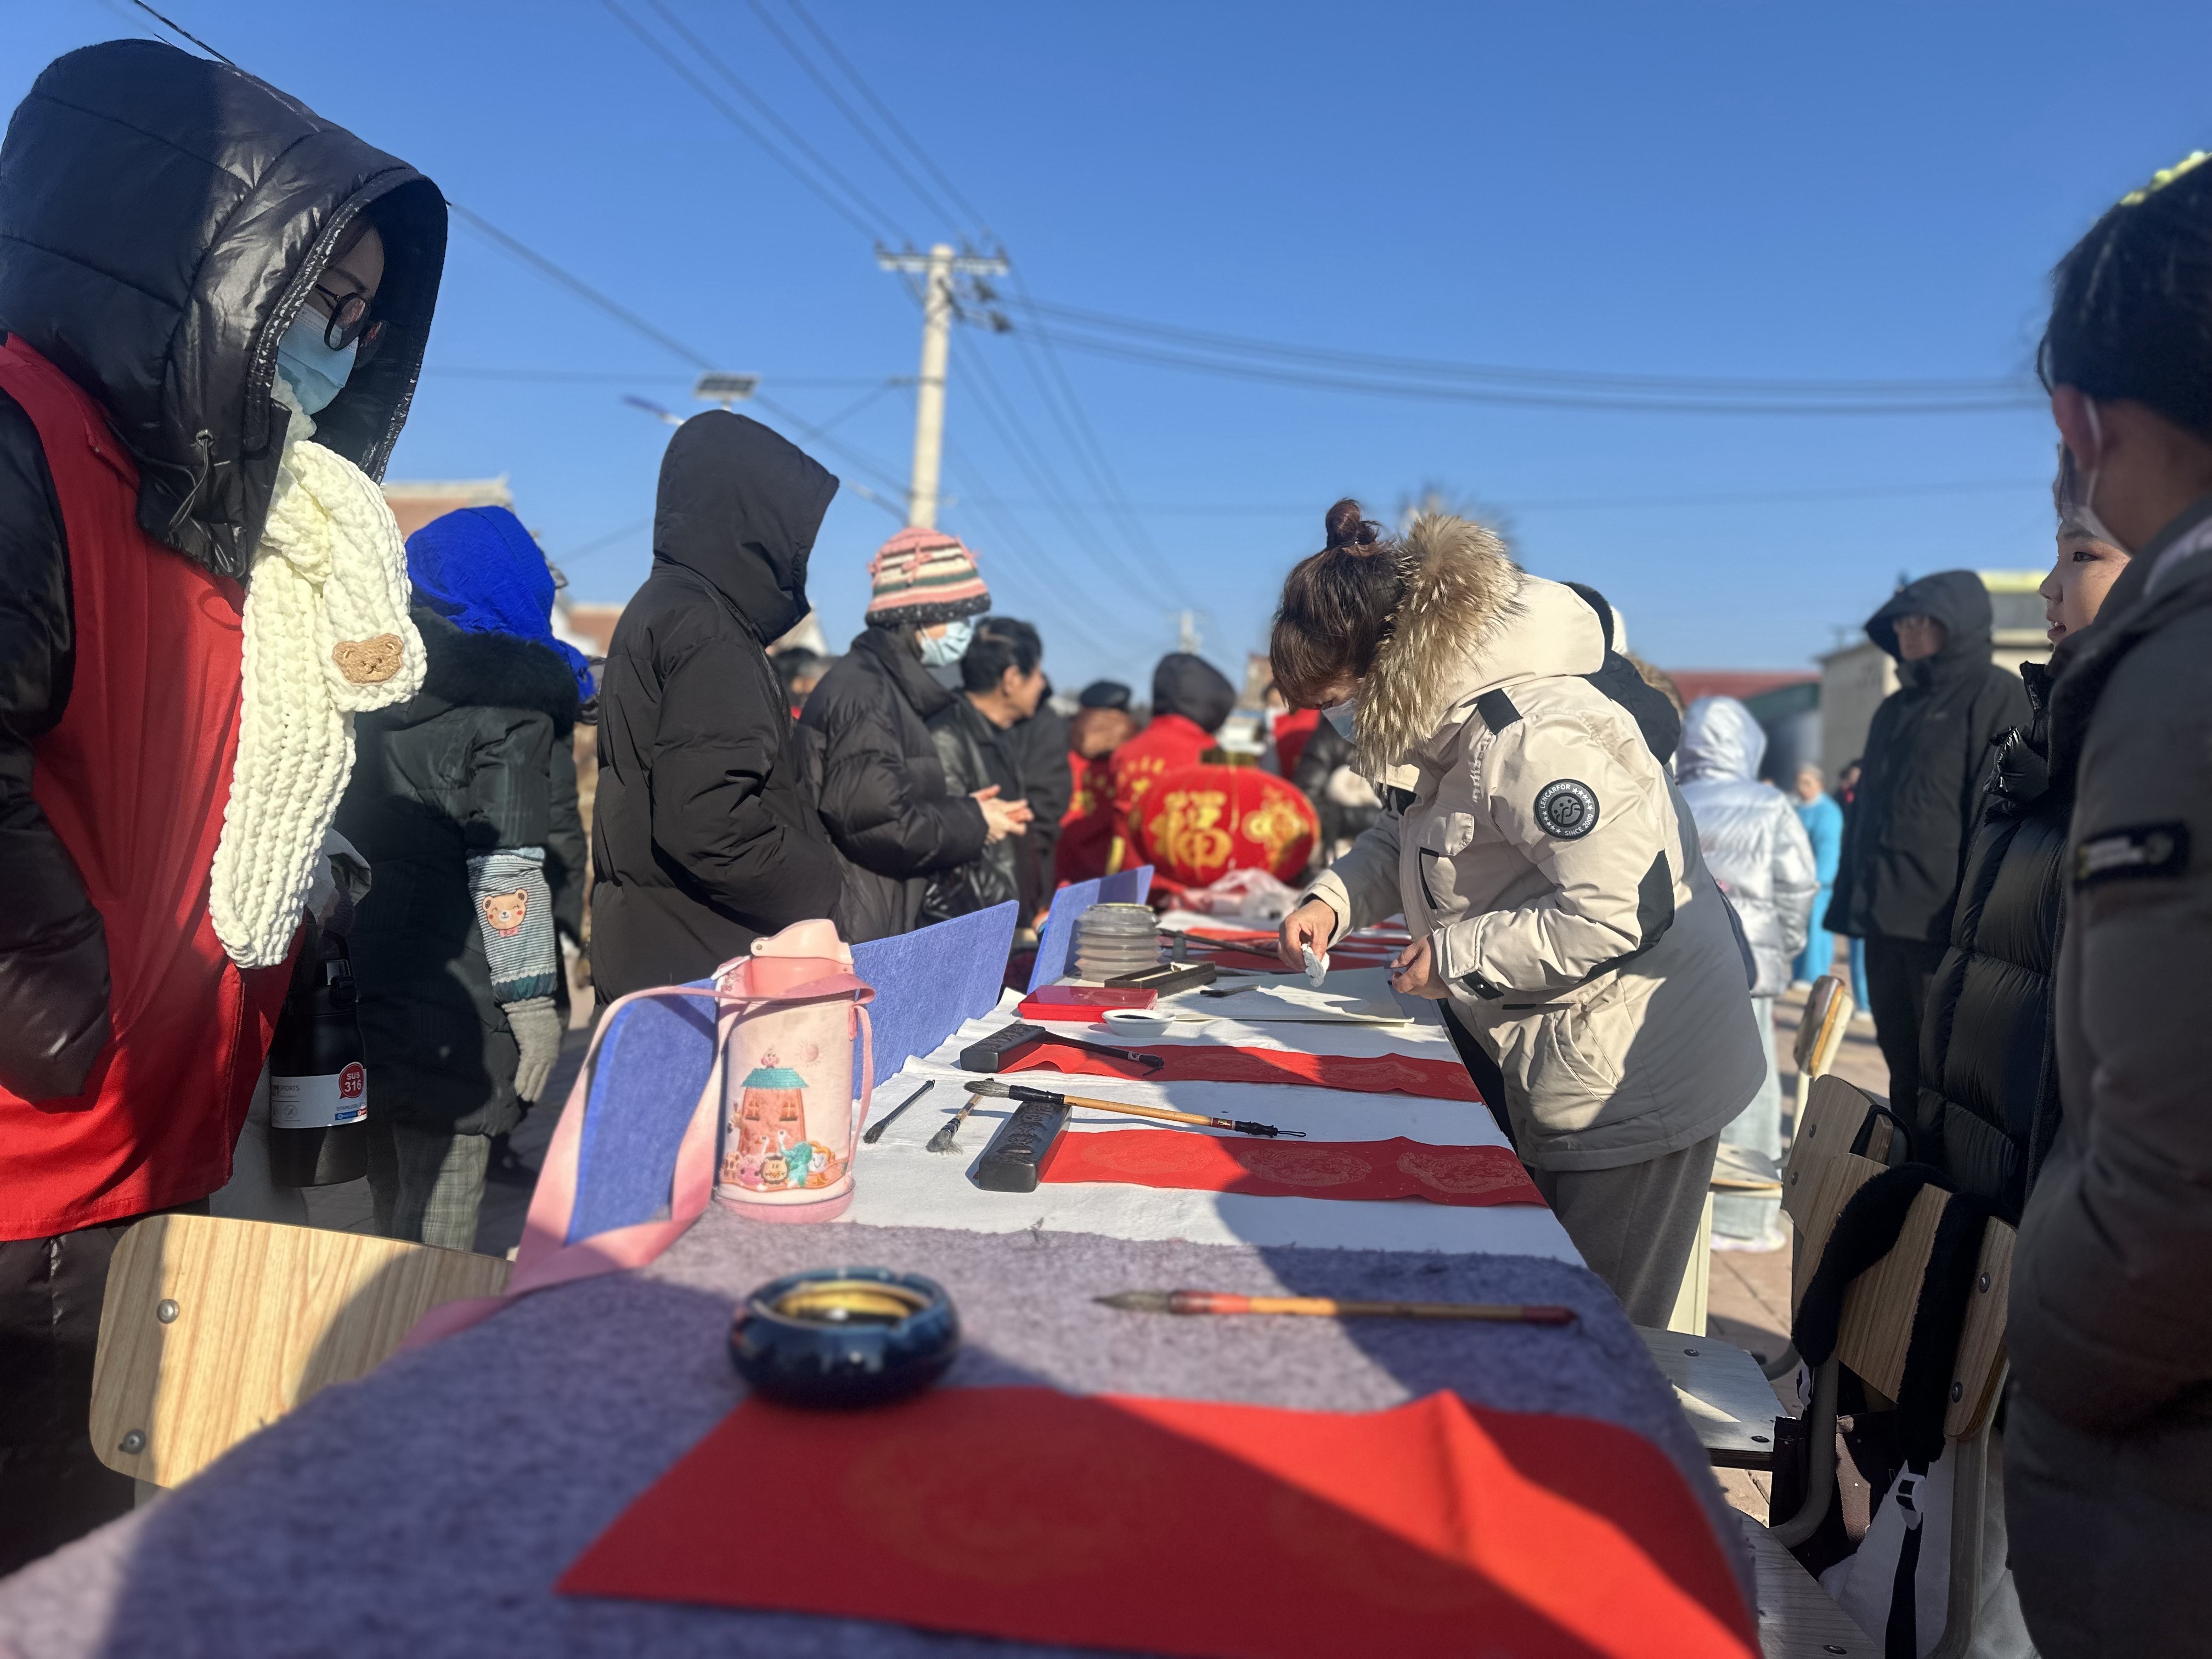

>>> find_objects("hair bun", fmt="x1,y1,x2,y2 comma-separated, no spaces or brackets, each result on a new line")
1324,498,1380,552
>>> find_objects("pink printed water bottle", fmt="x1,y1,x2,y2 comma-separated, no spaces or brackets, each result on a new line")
713,919,874,1222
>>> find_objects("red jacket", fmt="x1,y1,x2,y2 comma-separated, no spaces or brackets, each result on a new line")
0,341,288,1238
1106,713,1219,874
1056,748,1116,885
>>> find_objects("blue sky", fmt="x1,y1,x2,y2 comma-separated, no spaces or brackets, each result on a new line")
13,2,2210,687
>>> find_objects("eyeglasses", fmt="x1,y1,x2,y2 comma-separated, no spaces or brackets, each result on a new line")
313,284,386,359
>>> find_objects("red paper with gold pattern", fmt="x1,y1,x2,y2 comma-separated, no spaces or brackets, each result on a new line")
558,1386,1757,1658
1003,1037,1482,1102
1041,1131,1542,1206
1132,760,1319,887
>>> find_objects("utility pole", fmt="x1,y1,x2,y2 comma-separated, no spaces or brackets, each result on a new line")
877,242,1007,528
1176,609,1202,653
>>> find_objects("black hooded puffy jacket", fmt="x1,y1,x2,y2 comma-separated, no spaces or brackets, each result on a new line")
589,413,843,996
1825,571,2032,944
802,627,990,944
0,40,445,1098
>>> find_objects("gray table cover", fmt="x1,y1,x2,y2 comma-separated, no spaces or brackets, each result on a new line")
0,1208,1749,1657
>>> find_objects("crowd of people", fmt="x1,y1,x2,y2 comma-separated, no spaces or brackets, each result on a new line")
3,36,2212,1657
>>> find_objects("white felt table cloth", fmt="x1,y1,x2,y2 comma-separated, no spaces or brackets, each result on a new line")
838,971,1583,1266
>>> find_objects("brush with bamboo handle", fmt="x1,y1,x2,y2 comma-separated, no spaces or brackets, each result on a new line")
968,1077,1305,1139
1096,1289,1577,1324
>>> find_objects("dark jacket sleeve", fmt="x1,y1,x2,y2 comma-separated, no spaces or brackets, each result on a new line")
0,389,110,1101
1011,706,1071,861
815,675,988,881
1961,668,2034,868
543,728,587,946
652,639,841,928
464,708,554,850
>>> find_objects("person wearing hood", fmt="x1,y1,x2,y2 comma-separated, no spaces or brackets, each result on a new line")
334,508,586,1250
1675,696,1818,1251
1275,503,1765,1325
1825,572,2031,1111
591,414,842,996
802,528,1029,942
1106,652,1237,873
2001,148,2212,1658
0,41,444,1568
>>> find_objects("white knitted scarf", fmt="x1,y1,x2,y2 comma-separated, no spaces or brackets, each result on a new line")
208,392,423,967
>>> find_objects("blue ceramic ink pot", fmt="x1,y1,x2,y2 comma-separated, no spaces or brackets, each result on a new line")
729,1267,960,1408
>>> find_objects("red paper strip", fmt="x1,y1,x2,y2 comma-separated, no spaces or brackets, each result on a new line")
559,1386,1756,1659
1005,1037,1483,1102
1042,1131,1543,1207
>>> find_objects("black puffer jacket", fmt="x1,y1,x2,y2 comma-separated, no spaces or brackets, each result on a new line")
590,413,843,996
335,612,579,1135
1826,572,2032,943
1915,658,2070,1221
0,40,444,1098
802,627,989,943
927,693,1022,919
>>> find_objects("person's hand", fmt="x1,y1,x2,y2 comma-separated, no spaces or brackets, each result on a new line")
1279,899,1336,969
974,787,1032,843
506,996,563,1101
1389,936,1449,1000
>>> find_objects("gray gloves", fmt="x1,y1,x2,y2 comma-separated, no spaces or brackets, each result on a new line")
506,995,562,1103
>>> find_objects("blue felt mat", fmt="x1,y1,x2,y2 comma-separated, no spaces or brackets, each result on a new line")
566,903,1020,1244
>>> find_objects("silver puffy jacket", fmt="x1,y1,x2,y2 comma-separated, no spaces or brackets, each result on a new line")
1677,697,1818,996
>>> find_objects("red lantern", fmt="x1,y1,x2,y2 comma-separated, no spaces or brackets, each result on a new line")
1132,759,1319,890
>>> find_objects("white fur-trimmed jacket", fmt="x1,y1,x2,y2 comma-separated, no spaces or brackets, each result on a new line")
1305,516,1764,1172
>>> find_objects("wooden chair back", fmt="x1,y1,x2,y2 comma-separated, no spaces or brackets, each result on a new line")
1782,1081,2013,1441
90,1214,512,1488
1791,974,1855,1114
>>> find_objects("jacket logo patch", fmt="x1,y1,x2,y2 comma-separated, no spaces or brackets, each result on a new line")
2074,822,2189,887
1534,779,1600,840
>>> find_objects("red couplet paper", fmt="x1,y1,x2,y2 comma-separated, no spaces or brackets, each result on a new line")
1005,1037,1483,1102
558,1386,1757,1659
1041,1130,1544,1207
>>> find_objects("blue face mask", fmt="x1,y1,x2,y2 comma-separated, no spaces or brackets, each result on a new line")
918,618,974,668
1322,698,1358,740
274,306,357,415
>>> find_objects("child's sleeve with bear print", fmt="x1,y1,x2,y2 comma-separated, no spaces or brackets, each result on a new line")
468,848,558,1003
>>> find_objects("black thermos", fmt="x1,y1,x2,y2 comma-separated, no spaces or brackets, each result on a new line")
267,917,370,1187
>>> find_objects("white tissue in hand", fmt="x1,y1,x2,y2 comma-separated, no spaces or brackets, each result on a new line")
1301,943,1329,988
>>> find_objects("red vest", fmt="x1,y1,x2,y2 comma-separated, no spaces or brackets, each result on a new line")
1054,748,1116,886
0,340,289,1238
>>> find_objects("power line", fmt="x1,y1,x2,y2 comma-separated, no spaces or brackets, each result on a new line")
447,204,721,371
128,0,235,64
1019,326,2044,416
421,367,898,387
747,391,909,516
739,0,969,236
955,336,1172,603
596,0,901,242
974,477,2053,517
783,0,998,243
1003,295,2036,402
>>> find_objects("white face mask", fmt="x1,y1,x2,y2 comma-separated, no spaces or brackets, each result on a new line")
1322,698,1358,740
2073,398,2125,550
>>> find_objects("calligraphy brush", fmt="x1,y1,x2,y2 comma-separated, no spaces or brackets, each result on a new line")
968,1077,1305,1139
1096,1289,1577,1325
926,1092,985,1155
861,1079,935,1145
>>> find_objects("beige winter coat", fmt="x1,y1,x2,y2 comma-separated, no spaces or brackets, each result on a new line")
1305,516,1764,1172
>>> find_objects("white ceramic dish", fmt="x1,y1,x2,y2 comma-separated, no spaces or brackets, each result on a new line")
1101,1008,1175,1037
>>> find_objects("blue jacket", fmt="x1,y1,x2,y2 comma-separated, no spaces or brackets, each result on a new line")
1795,792,1844,888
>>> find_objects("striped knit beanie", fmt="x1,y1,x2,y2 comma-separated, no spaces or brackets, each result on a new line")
863,527,991,627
